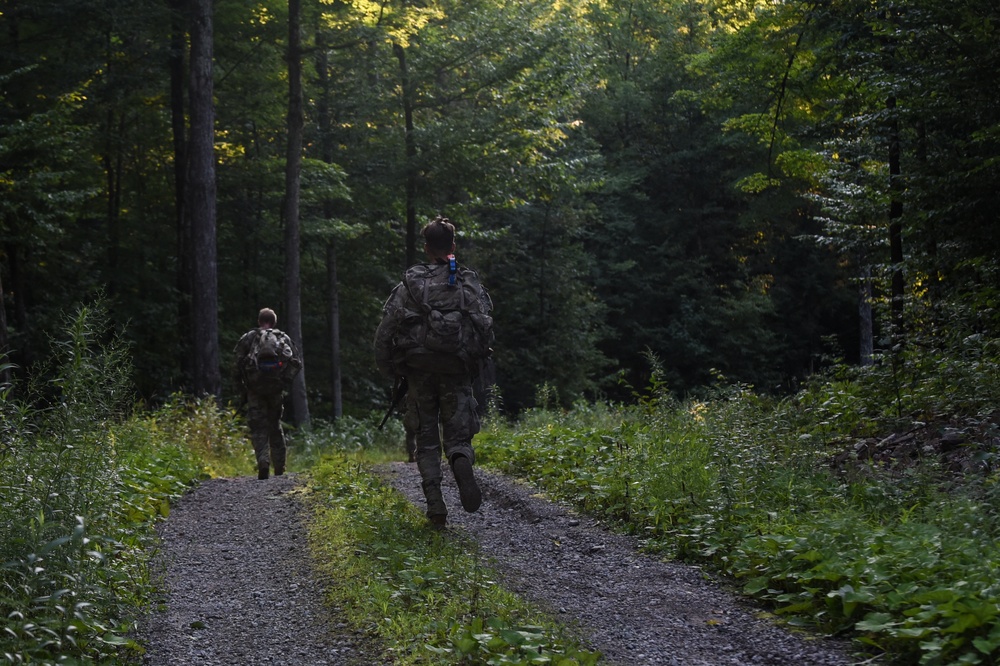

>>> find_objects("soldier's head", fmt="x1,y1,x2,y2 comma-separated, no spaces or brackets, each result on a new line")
258,308,277,328
422,216,456,261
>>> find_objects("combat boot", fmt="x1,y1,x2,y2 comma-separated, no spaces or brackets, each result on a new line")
258,464,270,480
451,455,481,513
423,479,448,527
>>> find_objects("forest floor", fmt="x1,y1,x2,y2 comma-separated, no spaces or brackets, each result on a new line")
139,463,871,666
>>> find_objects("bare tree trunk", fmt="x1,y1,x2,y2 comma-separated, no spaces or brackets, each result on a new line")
187,0,221,398
4,244,28,368
315,36,342,419
883,7,905,342
0,268,10,386
326,243,342,419
169,0,192,389
283,0,310,426
103,108,123,299
393,42,418,268
858,263,874,366
888,93,904,340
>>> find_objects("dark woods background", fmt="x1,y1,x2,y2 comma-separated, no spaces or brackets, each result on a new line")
1,0,997,420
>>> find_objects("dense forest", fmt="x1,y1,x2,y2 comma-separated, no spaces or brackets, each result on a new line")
2,0,998,419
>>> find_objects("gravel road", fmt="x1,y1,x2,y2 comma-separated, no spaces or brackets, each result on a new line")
140,474,380,666
140,464,867,665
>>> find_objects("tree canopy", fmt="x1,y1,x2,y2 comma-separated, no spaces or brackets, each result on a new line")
1,0,997,414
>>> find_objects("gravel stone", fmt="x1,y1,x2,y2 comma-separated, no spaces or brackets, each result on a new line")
140,464,865,666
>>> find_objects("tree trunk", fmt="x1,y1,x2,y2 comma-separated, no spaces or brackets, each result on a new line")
169,0,192,389
884,6,905,342
393,42,418,268
0,268,10,386
103,109,123,298
187,0,221,398
283,0,310,426
887,93,904,340
4,244,28,368
326,243,343,419
316,34,342,419
858,262,874,366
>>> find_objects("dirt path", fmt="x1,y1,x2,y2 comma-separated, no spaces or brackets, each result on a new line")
140,466,865,665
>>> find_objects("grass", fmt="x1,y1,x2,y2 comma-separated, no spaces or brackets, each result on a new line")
0,304,209,665
303,447,600,665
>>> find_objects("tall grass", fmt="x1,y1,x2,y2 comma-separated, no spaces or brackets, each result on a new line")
290,412,407,468
476,345,1000,665
0,304,207,664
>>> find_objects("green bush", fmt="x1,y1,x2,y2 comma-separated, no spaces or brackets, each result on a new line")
0,303,205,665
154,394,249,478
290,413,407,469
476,345,1000,665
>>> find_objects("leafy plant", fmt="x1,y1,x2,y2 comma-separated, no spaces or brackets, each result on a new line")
0,303,208,664
429,616,600,665
477,342,1000,665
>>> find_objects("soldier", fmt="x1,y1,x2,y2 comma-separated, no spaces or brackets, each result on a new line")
375,217,494,528
234,308,301,480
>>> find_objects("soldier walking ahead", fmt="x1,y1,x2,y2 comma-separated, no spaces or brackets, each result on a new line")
375,217,494,528
234,308,302,479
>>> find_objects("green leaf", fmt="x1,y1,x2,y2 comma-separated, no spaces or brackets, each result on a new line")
856,612,898,632
743,576,770,594
455,636,479,654
973,637,999,654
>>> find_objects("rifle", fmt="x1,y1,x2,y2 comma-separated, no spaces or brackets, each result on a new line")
378,376,409,430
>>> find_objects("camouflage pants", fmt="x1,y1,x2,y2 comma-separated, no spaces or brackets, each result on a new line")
404,418,417,462
404,370,479,517
246,390,286,472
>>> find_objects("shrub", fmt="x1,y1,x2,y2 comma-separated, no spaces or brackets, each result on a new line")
0,303,204,664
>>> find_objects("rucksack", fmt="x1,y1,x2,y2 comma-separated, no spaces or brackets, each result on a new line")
241,328,299,394
394,261,493,371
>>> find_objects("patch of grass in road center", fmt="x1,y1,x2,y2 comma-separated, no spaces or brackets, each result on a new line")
305,452,600,666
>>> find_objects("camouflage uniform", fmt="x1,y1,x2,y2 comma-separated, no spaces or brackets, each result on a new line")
375,261,492,521
403,370,479,516
403,405,418,463
245,390,287,473
233,327,299,477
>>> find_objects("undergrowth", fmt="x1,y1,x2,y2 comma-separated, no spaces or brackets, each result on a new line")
0,304,227,664
476,344,1000,666
305,450,599,666
290,412,406,468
